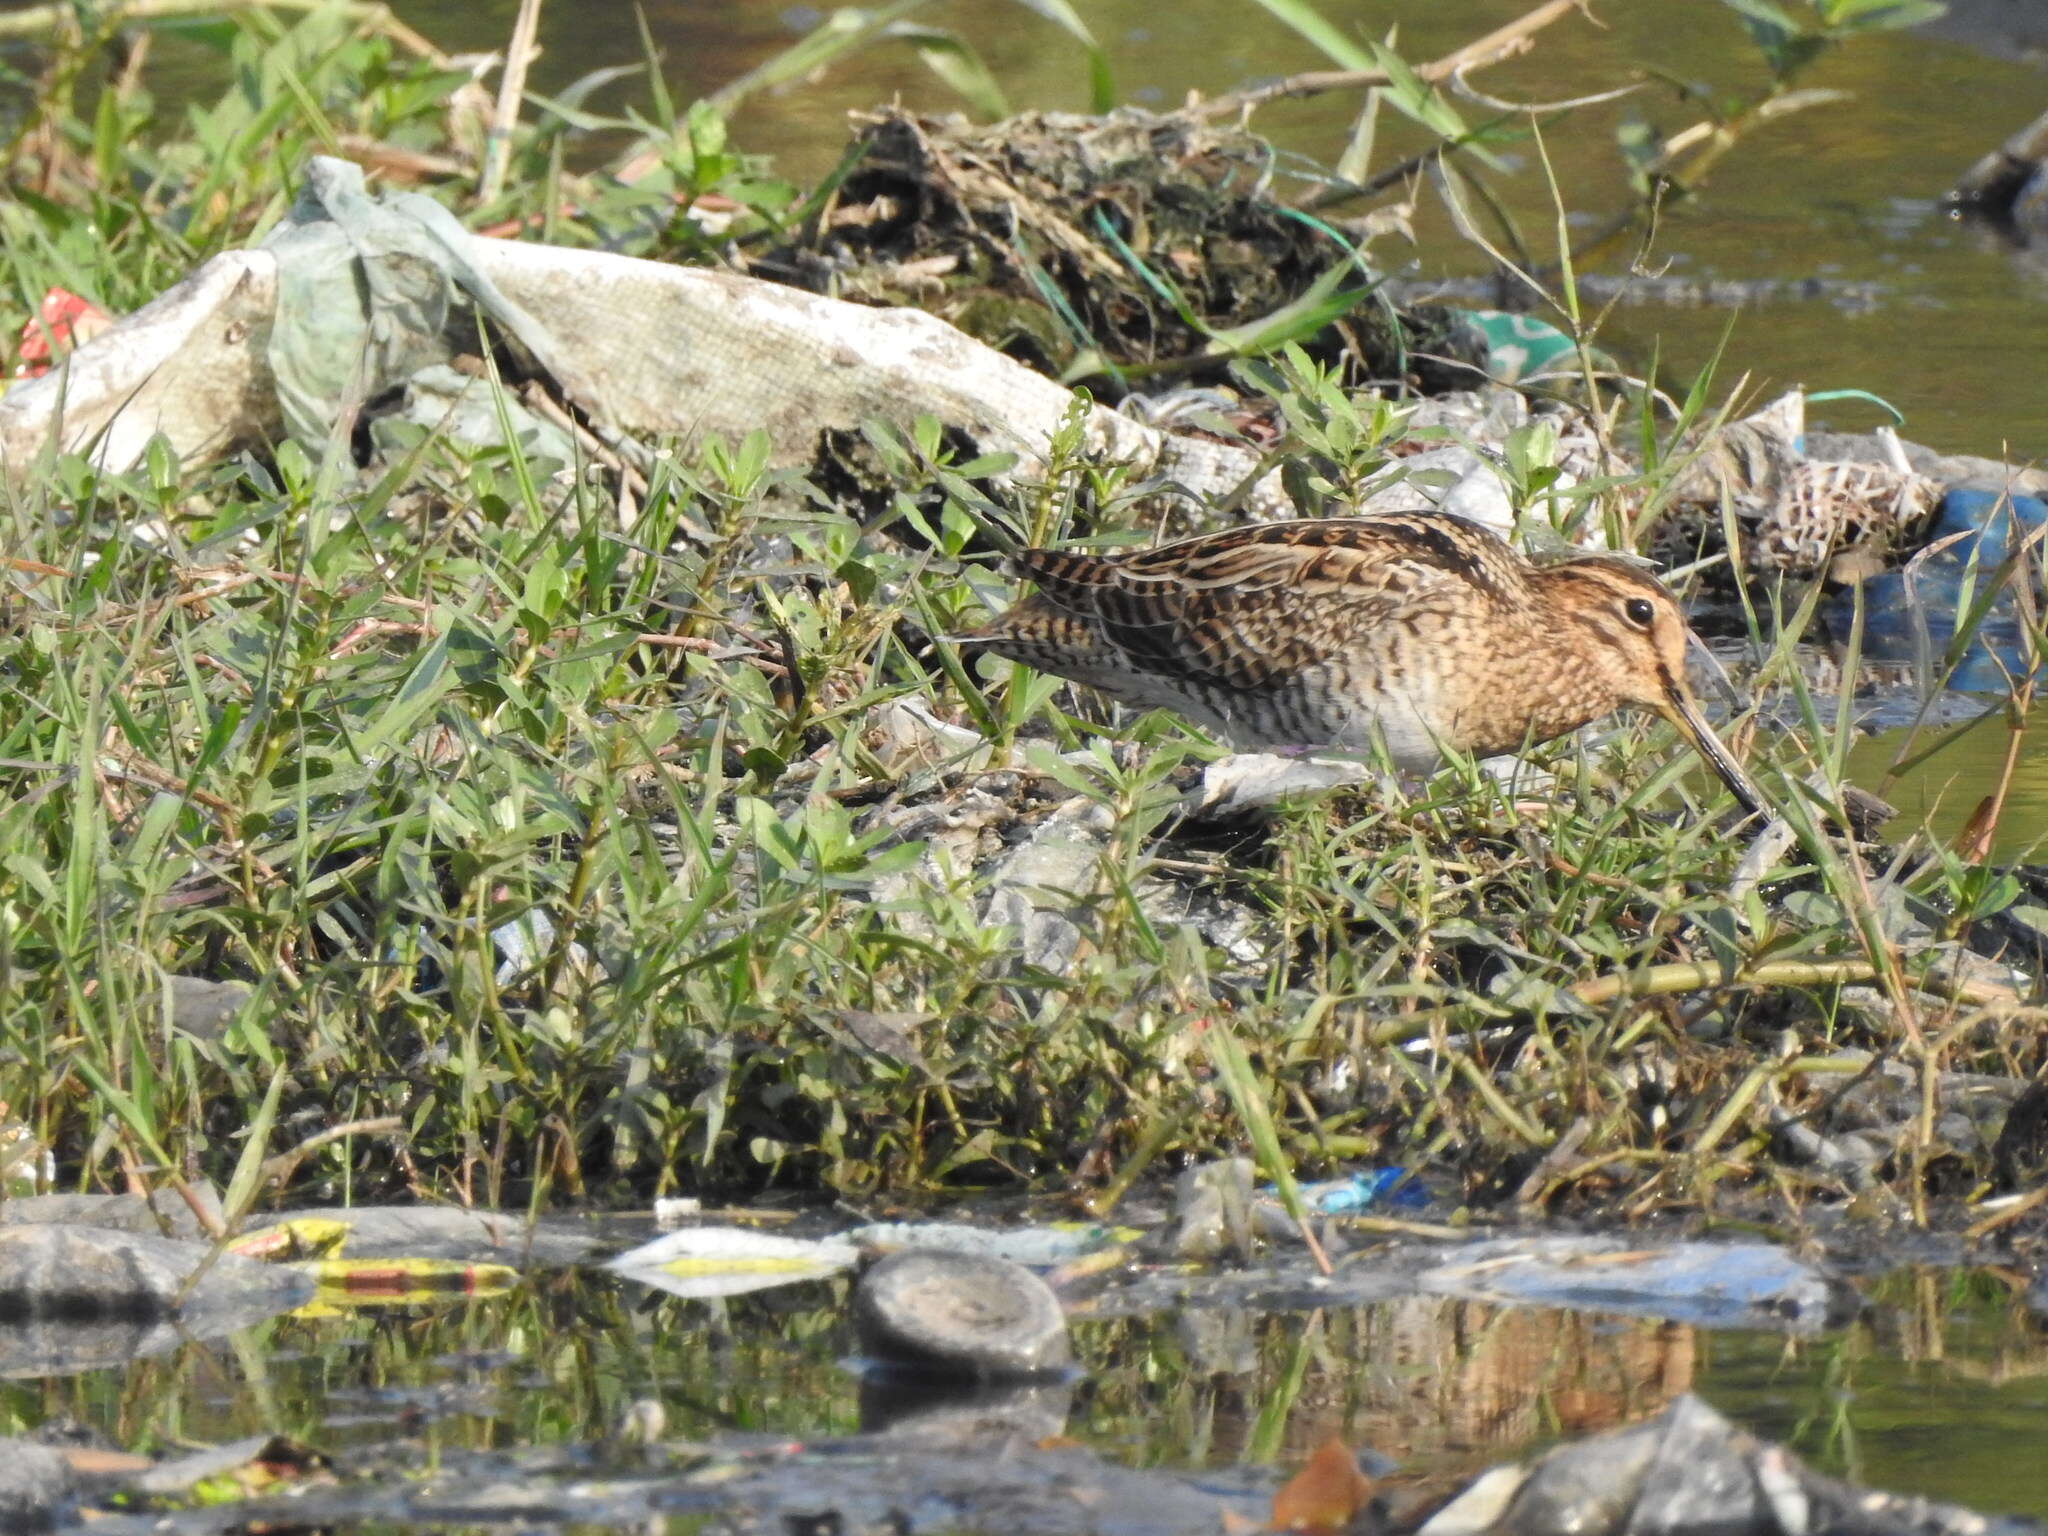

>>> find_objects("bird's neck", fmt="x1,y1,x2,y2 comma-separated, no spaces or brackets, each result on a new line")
1501,589,1626,744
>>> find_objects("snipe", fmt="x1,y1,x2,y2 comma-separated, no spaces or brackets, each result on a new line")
967,512,1763,814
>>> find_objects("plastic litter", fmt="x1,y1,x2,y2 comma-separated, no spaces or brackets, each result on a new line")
1453,309,1587,383
843,1220,1138,1269
1265,1167,1431,1215
226,1217,351,1262
1831,490,2045,693
1417,1237,1845,1333
10,286,112,379
0,156,1289,525
604,1225,859,1300
305,1257,519,1304
1926,486,2048,564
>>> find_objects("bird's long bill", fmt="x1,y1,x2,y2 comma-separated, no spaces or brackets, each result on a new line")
1657,681,1767,817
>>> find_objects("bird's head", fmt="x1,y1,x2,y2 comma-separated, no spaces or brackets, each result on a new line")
1537,556,1765,817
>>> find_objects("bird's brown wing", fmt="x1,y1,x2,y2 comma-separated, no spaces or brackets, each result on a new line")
1010,516,1511,691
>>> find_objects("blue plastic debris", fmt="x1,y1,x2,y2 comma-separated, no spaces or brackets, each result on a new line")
1830,487,2048,694
1839,564,2033,693
1263,1168,1431,1215
1927,487,2048,565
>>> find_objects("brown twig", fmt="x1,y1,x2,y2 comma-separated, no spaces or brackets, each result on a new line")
258,1115,406,1188
96,744,288,889
0,0,447,63
1511,1116,1592,1206
2,554,68,579
331,618,432,658
516,383,653,504
1186,0,1586,121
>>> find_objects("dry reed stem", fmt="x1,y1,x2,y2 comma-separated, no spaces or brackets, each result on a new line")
0,0,447,63
479,0,545,206
1187,0,1587,121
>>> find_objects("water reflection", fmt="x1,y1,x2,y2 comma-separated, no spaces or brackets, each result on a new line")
4,1267,2044,1518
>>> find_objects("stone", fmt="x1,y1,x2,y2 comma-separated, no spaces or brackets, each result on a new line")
0,1437,72,1531
851,1249,1070,1379
0,1224,310,1322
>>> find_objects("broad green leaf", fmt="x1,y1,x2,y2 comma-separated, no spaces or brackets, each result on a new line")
356,627,454,757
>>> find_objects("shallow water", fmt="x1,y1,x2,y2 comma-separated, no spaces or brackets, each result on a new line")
9,1262,2047,1526
1850,710,2048,860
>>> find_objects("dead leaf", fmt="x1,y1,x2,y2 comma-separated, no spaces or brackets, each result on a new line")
1271,1435,1374,1533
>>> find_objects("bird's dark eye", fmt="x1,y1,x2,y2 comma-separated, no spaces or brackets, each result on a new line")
1622,598,1656,629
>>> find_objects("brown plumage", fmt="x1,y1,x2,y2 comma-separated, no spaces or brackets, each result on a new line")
968,512,1762,814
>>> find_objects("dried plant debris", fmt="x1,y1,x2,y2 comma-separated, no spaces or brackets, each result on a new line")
759,107,1479,389
1643,393,1944,580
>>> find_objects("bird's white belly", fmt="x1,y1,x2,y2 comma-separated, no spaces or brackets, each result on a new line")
1344,704,1448,771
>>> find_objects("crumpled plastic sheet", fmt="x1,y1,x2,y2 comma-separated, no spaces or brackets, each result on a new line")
0,157,1285,518
1417,1237,1850,1334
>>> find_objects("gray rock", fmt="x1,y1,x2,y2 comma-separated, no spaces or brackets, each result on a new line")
858,1375,1074,1444
1163,1157,1257,1262
1497,1416,1662,1536
1771,1118,1886,1187
1420,1394,2029,1536
0,1224,311,1323
852,1249,1070,1379
1628,1395,1770,1536
981,796,1114,975
0,1437,72,1531
1466,1398,1766,1536
166,975,253,1039
0,1186,223,1239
